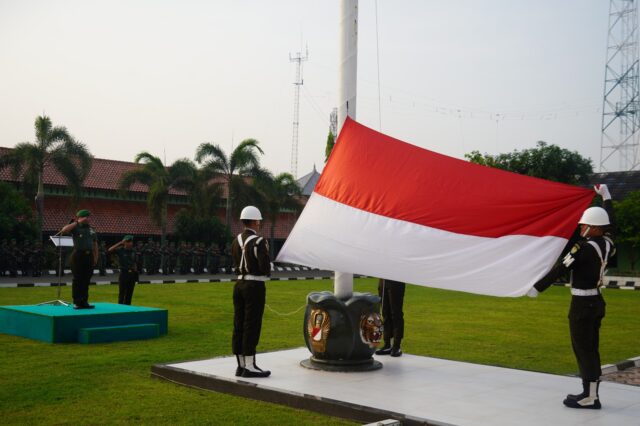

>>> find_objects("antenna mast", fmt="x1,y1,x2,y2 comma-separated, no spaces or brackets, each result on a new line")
290,48,309,178
600,0,640,171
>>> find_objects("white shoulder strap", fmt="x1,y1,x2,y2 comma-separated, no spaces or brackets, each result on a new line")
238,234,258,274
588,240,611,287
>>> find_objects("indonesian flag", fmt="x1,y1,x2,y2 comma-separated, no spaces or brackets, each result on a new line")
277,118,594,297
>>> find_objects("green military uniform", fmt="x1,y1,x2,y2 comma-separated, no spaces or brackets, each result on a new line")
69,211,98,308
0,240,7,276
8,239,19,277
30,242,44,277
135,241,144,274
116,236,138,305
207,243,220,274
98,241,107,276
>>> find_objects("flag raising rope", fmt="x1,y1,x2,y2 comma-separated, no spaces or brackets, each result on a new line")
276,118,594,297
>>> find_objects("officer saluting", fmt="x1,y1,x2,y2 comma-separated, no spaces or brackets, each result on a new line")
527,184,615,409
59,209,99,309
108,235,138,305
231,206,271,378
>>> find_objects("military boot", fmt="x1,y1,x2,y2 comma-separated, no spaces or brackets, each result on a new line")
235,354,246,377
563,381,601,409
241,355,270,378
375,341,392,355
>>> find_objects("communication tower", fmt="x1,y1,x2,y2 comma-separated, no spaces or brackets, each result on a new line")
601,0,640,171
290,48,309,178
330,108,338,137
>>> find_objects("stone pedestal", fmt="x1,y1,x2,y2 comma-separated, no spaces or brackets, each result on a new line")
300,291,383,372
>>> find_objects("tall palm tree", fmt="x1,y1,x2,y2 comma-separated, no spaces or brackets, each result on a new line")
0,115,92,241
252,171,302,258
177,164,223,219
195,139,264,227
118,152,195,247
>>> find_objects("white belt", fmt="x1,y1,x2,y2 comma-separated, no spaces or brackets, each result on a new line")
571,288,600,296
238,275,268,281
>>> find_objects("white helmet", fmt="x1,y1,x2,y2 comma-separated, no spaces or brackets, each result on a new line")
240,206,262,221
578,207,609,226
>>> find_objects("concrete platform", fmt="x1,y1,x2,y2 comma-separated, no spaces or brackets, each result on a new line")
152,347,640,426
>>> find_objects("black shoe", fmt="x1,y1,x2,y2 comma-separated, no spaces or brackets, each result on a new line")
73,304,95,310
235,367,245,377
390,347,403,357
565,392,585,401
563,397,601,409
241,368,271,378
375,346,392,355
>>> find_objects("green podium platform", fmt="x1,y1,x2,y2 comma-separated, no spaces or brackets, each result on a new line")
0,303,168,343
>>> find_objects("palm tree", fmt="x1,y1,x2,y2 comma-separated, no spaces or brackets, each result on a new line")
195,139,264,227
118,152,196,247
252,171,302,258
177,164,224,218
0,115,92,240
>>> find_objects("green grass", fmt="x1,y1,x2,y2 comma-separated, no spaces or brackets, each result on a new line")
1,278,639,425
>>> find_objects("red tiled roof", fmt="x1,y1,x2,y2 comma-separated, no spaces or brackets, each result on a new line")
42,196,183,235
42,195,297,238
0,147,188,195
2,147,300,239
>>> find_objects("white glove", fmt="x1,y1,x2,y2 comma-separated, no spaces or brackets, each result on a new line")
526,287,539,298
594,184,611,201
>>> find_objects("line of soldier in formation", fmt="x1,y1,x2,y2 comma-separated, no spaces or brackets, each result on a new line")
0,238,230,277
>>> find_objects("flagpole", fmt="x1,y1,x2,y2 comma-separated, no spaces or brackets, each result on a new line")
334,0,358,300
299,0,381,371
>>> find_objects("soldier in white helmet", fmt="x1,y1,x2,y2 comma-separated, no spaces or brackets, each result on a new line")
230,206,271,378
527,184,615,409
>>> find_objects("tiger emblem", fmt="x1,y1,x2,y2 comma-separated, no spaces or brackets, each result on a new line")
359,312,383,348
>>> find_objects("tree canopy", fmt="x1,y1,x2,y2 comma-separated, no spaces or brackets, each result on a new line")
0,115,92,239
465,141,593,185
0,182,37,242
614,190,640,270
119,152,196,244
195,139,264,226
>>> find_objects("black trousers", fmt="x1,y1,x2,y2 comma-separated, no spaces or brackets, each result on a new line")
118,270,138,305
569,295,606,382
232,280,266,356
378,279,405,345
71,250,93,306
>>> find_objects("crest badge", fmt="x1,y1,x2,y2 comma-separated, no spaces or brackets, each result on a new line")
308,309,330,353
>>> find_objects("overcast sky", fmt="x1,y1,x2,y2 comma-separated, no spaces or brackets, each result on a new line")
0,1,613,177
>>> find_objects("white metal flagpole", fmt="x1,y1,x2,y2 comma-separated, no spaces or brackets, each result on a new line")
334,0,358,300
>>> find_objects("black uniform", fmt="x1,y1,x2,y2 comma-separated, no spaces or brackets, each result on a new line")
231,229,271,356
534,199,615,383
377,279,405,353
70,223,98,307
116,247,138,305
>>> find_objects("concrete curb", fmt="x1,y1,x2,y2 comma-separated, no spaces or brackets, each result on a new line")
602,356,640,375
0,276,335,288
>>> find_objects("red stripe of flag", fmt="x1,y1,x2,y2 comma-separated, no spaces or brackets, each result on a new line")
315,118,593,239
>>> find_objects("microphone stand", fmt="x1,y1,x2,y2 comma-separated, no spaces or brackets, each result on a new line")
39,231,71,306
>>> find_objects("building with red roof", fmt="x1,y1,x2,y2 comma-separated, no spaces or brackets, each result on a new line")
0,147,303,249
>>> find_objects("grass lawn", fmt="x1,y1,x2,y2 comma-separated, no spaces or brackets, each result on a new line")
1,278,639,425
